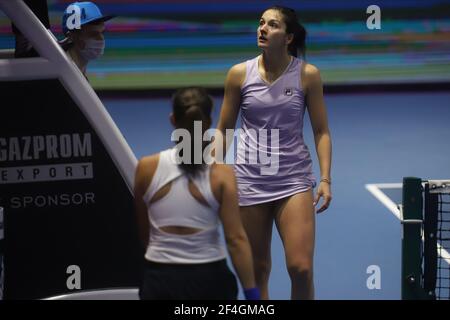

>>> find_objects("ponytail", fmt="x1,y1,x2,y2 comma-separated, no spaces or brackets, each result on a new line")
172,87,213,176
289,22,306,58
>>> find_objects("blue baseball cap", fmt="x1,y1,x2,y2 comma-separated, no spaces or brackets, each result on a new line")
62,2,115,35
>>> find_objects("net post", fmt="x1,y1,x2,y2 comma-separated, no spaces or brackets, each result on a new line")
401,177,428,299
423,183,438,299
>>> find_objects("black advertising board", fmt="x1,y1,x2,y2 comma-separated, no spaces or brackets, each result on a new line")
0,79,142,299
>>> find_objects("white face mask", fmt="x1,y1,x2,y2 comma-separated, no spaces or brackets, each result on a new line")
79,38,105,60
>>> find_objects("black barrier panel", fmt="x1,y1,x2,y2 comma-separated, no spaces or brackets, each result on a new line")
0,79,143,299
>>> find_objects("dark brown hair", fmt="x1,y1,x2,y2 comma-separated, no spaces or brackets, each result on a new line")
172,87,213,175
264,6,307,58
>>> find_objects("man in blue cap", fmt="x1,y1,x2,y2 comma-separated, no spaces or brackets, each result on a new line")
61,2,115,77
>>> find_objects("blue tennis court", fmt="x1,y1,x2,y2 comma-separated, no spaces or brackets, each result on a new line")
102,91,450,299
2,0,450,300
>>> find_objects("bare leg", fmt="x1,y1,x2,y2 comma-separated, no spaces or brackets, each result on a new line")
274,190,315,300
240,203,274,299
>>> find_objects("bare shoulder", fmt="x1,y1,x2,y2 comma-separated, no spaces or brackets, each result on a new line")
135,154,160,192
229,62,246,77
212,163,235,178
302,62,322,82
227,62,246,87
137,154,159,173
301,62,323,93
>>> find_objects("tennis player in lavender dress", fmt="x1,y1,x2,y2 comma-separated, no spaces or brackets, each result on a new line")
216,6,332,300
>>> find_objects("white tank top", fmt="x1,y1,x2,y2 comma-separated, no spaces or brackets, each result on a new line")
142,148,226,264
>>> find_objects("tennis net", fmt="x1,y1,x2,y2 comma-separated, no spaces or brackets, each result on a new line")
401,177,450,300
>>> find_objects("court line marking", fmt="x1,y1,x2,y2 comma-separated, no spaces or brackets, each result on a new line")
365,183,402,220
365,183,450,263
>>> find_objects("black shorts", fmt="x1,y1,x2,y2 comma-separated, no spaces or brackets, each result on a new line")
139,259,238,300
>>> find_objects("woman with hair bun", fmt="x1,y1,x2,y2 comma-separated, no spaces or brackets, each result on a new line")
134,87,259,300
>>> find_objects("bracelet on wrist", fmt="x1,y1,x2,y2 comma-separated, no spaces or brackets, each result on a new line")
320,178,331,185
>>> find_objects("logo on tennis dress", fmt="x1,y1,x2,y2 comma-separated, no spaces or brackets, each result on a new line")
284,88,293,96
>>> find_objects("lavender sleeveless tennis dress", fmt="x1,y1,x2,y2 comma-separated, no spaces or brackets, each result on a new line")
234,55,316,206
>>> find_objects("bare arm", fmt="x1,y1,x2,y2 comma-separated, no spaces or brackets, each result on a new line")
304,64,332,213
133,156,155,248
215,63,246,161
216,164,256,290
